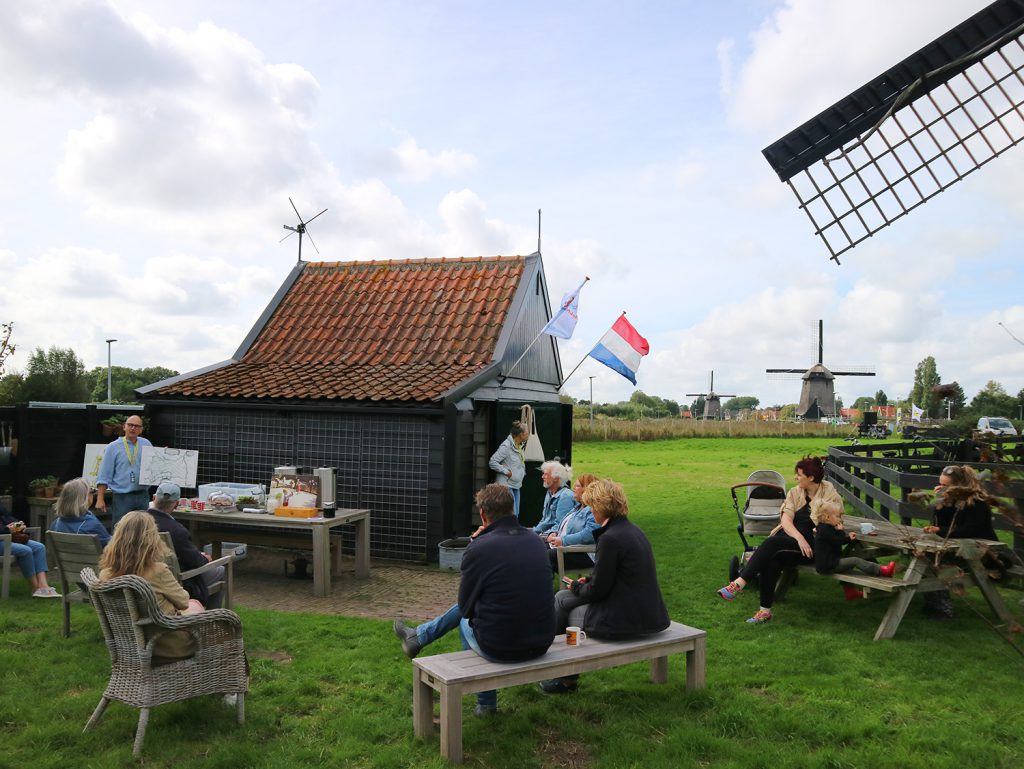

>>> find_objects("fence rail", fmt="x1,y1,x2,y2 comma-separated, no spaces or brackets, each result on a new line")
827,436,1024,556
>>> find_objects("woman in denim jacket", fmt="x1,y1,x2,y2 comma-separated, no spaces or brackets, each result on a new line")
545,473,601,572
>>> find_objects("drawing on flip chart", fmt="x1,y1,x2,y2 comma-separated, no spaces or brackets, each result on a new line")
140,446,199,488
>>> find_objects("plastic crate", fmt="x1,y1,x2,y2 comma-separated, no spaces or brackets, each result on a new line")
198,482,265,504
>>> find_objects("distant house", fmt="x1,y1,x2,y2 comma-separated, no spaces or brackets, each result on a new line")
840,408,861,420
873,405,897,420
138,255,572,562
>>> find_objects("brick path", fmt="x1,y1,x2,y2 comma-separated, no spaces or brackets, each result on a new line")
230,546,460,623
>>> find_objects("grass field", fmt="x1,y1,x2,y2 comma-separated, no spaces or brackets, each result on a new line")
3,438,1023,768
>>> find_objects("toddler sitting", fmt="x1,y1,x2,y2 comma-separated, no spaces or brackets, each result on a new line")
814,502,896,600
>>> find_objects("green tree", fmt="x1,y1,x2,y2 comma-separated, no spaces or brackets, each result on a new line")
723,396,759,412
874,389,888,406
22,346,89,402
969,380,1017,418
0,373,26,405
0,322,13,377
852,396,875,412
909,356,941,417
87,365,179,403
945,382,967,418
779,403,797,420
691,395,706,418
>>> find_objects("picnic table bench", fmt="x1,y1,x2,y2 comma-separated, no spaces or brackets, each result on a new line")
775,515,1016,640
412,621,706,764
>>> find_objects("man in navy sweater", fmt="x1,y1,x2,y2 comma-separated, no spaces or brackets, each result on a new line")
393,483,555,715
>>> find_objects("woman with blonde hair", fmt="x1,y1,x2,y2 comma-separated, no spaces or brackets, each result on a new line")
922,465,1002,620
49,477,111,546
99,510,203,659
924,465,998,540
540,479,669,694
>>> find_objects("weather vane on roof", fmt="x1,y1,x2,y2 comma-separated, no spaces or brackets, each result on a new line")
280,197,327,262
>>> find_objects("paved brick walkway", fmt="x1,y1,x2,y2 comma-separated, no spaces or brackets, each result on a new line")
230,547,460,623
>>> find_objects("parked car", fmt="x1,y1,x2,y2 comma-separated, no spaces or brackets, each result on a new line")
976,416,1018,436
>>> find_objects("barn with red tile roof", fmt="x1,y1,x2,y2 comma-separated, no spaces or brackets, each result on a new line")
138,254,572,561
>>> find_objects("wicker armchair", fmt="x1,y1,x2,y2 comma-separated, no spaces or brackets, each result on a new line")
80,567,248,756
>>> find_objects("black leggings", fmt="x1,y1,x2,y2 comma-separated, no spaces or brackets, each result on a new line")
739,532,813,608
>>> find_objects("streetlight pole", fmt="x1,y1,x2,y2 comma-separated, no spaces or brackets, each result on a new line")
588,376,595,427
105,339,117,403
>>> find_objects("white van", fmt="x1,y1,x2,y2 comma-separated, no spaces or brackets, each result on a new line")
976,416,1018,436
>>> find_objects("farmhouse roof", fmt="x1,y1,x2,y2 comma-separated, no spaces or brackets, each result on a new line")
140,255,542,403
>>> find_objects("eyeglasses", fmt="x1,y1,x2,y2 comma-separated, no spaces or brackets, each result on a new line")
125,423,143,429
941,465,958,476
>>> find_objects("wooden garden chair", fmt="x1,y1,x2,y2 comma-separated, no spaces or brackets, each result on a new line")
80,567,248,756
47,530,104,635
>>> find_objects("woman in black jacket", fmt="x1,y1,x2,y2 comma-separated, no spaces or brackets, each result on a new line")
539,479,669,694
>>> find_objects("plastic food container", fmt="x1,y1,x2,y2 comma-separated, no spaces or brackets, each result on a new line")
198,482,266,506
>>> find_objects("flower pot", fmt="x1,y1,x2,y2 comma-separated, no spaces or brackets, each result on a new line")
102,423,116,437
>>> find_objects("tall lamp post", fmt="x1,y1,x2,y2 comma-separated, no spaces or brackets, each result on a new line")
105,338,117,403
588,376,596,427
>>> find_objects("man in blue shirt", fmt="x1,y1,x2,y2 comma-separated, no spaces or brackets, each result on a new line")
95,414,152,525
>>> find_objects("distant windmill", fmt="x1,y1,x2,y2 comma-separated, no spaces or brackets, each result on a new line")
686,371,736,421
280,197,327,262
766,320,875,420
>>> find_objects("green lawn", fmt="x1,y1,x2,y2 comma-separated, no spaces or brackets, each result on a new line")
3,438,1022,768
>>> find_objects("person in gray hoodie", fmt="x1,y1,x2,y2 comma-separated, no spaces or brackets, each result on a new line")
488,421,528,517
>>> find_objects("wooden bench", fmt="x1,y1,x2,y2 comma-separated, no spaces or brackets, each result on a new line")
412,621,706,764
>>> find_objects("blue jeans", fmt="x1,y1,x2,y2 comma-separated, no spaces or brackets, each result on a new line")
459,618,498,711
111,489,151,525
11,539,48,578
415,605,497,710
509,488,520,518
416,603,463,645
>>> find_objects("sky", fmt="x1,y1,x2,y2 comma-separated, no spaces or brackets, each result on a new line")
1,0,1022,408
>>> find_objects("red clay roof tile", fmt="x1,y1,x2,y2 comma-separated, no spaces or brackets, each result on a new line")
152,256,527,403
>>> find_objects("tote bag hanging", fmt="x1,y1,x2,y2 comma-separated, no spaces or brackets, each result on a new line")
520,404,546,462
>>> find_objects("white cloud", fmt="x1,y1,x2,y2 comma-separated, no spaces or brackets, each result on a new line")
716,38,735,98
390,137,477,182
727,0,990,140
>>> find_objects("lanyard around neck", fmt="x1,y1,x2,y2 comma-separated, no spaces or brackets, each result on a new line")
121,437,140,465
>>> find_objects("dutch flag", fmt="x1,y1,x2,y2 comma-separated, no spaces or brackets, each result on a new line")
588,314,650,385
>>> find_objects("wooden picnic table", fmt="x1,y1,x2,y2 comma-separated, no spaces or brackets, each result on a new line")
838,514,1014,639
173,507,371,598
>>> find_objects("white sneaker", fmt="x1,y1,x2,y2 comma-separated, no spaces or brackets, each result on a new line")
32,587,61,598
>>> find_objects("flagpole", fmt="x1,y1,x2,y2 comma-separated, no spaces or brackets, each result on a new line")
557,350,593,391
501,276,589,384
558,311,626,391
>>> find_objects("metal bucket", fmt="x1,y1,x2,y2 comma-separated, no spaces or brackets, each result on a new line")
437,537,472,571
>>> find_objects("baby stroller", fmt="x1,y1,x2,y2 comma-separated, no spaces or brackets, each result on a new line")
727,470,787,582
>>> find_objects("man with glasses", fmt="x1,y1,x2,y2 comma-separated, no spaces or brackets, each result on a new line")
95,415,152,525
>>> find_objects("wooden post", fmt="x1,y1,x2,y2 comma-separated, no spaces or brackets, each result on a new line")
439,685,463,764
650,655,669,684
412,669,434,739
686,637,706,690
354,514,371,579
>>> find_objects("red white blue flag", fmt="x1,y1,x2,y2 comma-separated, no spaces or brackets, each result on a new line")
589,314,649,385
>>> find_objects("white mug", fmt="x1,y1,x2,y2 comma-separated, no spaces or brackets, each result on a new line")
860,522,875,535
566,626,587,646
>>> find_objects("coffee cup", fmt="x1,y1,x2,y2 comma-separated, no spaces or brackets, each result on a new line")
859,522,875,535
566,626,587,646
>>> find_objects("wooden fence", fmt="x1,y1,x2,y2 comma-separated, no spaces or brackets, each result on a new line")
826,436,1024,556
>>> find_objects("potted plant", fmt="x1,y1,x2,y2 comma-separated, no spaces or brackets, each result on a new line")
236,495,257,511
29,475,58,498
101,414,126,437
